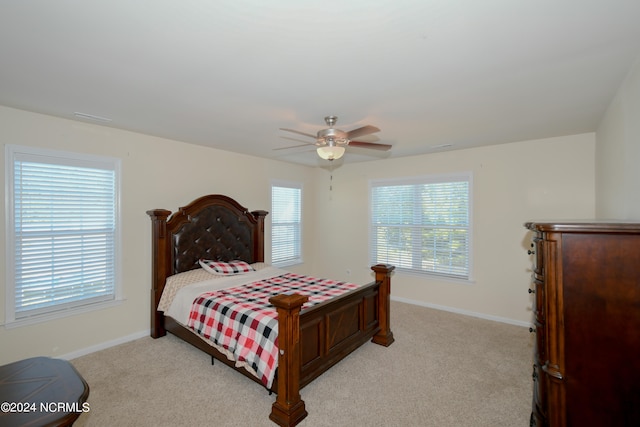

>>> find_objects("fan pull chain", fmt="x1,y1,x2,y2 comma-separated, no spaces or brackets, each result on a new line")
328,171,333,201
329,161,334,192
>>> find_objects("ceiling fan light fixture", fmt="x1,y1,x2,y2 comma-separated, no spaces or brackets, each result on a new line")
279,115,387,161
317,145,345,160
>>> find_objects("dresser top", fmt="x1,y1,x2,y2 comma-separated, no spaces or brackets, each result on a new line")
525,221,640,233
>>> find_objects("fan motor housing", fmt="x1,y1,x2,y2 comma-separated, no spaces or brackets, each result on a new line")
317,128,349,145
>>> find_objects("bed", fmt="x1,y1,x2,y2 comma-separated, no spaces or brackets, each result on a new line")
146,194,395,427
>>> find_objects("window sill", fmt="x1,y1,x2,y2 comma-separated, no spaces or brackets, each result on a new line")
3,299,124,329
273,259,304,269
395,268,476,285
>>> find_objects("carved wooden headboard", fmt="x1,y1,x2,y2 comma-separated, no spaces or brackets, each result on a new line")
146,194,268,337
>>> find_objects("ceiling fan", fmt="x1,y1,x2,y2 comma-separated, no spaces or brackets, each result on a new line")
277,116,391,161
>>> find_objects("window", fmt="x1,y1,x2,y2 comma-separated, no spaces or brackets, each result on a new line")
271,182,302,267
5,145,121,325
370,173,472,280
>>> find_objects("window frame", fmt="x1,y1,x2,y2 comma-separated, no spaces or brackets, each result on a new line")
5,144,122,327
270,180,303,267
369,172,473,281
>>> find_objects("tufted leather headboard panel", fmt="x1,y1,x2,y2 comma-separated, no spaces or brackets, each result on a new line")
162,195,268,275
172,204,255,273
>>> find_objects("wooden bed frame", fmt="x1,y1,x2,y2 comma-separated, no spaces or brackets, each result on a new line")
147,194,394,427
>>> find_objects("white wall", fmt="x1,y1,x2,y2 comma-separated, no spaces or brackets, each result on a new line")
596,56,640,219
0,105,316,364
0,104,597,364
312,134,596,324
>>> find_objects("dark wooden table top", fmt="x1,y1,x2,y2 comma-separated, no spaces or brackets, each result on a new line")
0,356,89,427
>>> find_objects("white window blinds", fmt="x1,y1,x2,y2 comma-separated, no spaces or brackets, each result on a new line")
271,183,302,266
6,145,121,322
370,173,472,279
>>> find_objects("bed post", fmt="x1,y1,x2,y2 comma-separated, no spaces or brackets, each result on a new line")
371,264,395,347
269,293,309,427
251,210,268,262
146,208,172,339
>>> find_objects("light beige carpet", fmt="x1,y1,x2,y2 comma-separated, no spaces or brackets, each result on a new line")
72,301,533,426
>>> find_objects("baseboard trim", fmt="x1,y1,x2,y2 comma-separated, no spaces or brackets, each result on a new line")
60,329,150,360
391,296,530,328
60,299,528,361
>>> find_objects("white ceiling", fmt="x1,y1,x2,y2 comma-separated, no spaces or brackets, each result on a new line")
1,1,639,167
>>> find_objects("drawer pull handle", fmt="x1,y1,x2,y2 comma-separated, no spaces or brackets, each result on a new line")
528,249,535,255
528,288,535,294
542,362,564,380
529,327,536,334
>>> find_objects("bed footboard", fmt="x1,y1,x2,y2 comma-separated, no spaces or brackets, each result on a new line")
268,264,395,427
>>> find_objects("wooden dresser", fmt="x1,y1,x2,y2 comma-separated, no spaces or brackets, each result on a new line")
525,222,640,427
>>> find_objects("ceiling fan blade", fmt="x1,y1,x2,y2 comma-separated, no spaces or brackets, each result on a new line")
347,125,380,140
280,128,317,139
280,136,317,144
273,143,315,151
348,140,392,151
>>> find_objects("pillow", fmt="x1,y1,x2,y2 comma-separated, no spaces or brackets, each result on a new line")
199,259,255,276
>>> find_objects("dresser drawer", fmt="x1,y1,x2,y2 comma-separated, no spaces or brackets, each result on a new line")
531,319,546,365
531,277,545,323
530,408,546,427
530,236,544,275
531,362,547,418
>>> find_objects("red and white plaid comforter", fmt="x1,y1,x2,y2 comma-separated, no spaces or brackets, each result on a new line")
187,272,358,388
